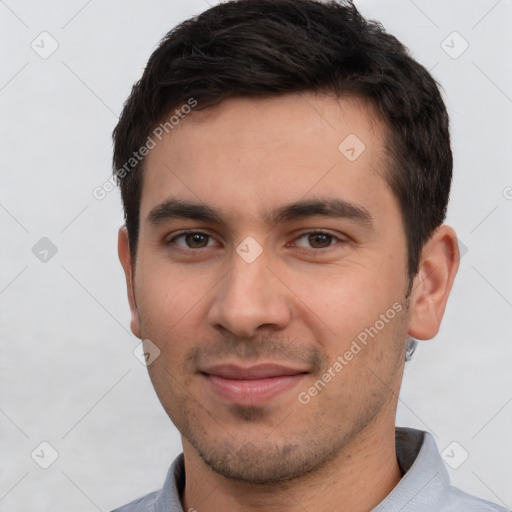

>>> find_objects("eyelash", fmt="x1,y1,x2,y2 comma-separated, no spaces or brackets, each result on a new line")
166,229,347,251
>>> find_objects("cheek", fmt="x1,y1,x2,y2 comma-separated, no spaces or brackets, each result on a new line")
295,263,404,341
134,265,208,352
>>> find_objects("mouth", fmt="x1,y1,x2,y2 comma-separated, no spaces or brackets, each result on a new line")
200,363,308,405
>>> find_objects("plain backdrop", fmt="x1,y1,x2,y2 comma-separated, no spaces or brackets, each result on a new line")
1,0,511,510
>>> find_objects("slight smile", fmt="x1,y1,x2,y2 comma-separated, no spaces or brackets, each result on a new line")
200,363,309,406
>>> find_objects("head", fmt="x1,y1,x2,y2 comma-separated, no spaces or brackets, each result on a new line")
114,0,459,485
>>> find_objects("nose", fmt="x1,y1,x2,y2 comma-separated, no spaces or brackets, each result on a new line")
207,248,292,338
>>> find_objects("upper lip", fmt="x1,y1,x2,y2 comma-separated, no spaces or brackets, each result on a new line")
201,363,308,380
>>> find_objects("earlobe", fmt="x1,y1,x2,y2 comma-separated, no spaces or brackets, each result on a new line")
407,225,460,341
118,226,142,339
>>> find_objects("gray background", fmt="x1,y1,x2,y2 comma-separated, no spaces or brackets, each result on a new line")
1,0,511,510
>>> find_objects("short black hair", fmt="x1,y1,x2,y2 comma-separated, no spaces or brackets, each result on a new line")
112,0,452,280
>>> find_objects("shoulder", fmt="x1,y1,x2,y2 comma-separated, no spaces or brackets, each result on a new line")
388,428,508,512
445,485,510,512
110,490,160,512
110,454,185,512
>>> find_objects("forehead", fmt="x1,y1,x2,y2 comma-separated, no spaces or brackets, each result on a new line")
140,93,393,226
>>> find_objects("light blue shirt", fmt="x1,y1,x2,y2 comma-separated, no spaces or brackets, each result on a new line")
112,427,509,511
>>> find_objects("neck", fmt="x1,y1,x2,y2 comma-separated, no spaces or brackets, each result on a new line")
181,421,402,512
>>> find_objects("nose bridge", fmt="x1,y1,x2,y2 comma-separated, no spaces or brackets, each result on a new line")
208,247,291,336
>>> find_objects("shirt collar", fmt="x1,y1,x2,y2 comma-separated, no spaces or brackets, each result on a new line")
372,427,450,511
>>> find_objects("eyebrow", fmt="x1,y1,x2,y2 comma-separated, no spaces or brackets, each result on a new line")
147,198,374,230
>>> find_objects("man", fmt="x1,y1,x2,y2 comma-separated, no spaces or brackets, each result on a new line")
111,1,507,510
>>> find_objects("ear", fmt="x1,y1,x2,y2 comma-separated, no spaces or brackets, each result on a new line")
118,226,141,339
407,225,460,340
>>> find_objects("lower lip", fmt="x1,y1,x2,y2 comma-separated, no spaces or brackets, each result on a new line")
203,374,305,405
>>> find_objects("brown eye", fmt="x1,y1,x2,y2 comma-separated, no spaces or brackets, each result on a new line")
185,233,210,248
307,233,334,248
169,231,217,249
291,230,346,251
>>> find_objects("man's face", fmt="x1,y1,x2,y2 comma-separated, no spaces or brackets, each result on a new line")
124,93,413,483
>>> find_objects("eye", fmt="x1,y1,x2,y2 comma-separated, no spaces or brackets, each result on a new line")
169,231,218,249
292,230,345,249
